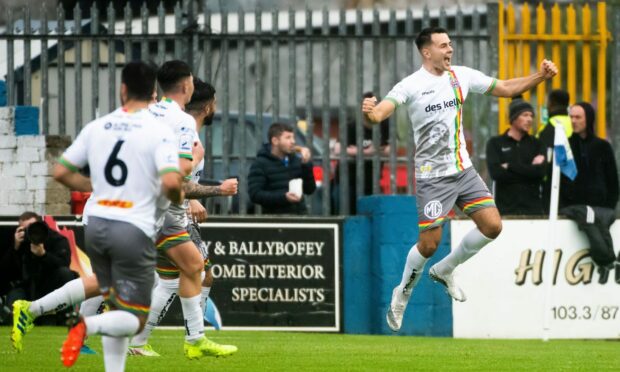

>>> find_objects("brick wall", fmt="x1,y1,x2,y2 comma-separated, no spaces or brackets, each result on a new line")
0,107,71,215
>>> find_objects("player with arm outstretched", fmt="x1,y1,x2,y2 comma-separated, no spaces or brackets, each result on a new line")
361,27,557,332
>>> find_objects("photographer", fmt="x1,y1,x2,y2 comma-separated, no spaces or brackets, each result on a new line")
0,212,75,309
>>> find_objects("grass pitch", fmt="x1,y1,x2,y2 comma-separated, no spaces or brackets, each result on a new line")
1,326,619,371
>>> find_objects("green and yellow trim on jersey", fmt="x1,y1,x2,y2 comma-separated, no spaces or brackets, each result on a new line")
447,70,465,172
459,196,495,215
179,152,193,160
58,156,80,173
159,167,180,176
384,97,400,107
483,79,498,96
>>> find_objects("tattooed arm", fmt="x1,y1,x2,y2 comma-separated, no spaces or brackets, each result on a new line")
183,178,238,199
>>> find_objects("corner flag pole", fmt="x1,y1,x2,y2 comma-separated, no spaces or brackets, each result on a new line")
542,157,560,342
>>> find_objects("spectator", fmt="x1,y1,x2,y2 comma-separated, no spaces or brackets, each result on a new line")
537,89,571,211
248,123,316,214
332,92,390,214
0,212,74,309
559,102,619,283
487,98,546,216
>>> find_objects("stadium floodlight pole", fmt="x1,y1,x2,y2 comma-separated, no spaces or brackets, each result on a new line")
541,137,562,342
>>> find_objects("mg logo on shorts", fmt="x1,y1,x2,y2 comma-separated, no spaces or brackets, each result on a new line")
424,200,442,219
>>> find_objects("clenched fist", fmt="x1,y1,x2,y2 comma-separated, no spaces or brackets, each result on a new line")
540,59,558,80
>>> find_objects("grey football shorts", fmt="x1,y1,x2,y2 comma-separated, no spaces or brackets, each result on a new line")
155,213,210,279
85,216,156,316
416,167,496,232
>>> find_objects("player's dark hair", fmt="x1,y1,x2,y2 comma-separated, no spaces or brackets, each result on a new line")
157,60,192,93
18,211,41,222
268,123,294,142
547,89,570,117
186,77,216,112
121,61,158,101
415,27,449,51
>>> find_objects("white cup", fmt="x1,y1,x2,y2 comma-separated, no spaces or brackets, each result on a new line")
289,178,303,198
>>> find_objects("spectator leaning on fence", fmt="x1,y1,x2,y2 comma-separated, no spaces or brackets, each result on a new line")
486,98,546,216
248,123,316,215
0,212,74,311
558,102,620,284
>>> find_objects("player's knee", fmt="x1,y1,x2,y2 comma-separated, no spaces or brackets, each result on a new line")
417,240,439,257
482,220,502,239
202,269,214,287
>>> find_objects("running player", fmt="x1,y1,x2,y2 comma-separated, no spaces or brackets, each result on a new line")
128,78,235,356
141,60,237,359
53,61,184,370
361,27,557,332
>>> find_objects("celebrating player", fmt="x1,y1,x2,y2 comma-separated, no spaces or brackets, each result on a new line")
362,27,557,332
129,77,236,356
131,60,236,359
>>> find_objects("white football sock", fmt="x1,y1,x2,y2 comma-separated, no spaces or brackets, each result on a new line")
84,310,140,337
130,278,178,347
79,296,105,317
397,244,428,293
180,294,204,343
200,287,211,315
30,278,85,317
433,228,494,275
102,336,129,372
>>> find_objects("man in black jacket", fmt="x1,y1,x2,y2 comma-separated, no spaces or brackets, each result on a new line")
561,102,619,209
0,212,74,308
248,123,316,214
487,98,546,216
560,102,619,283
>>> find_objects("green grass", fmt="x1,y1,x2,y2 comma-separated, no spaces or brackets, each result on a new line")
1,326,619,371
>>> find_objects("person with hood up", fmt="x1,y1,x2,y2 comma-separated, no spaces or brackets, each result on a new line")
248,123,316,214
560,102,620,284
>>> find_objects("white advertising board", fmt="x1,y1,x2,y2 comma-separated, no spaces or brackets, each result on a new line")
452,219,620,339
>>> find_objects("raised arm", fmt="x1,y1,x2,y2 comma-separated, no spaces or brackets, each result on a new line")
490,59,558,98
362,97,396,124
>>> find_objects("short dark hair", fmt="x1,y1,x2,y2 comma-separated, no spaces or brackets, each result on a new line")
18,211,40,222
268,123,294,142
548,89,570,113
157,60,192,93
121,61,158,101
186,77,216,112
415,27,449,51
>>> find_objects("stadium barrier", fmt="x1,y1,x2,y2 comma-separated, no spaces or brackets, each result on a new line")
344,196,452,336
452,219,620,339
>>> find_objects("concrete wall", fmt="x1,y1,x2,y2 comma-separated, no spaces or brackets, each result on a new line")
0,107,71,215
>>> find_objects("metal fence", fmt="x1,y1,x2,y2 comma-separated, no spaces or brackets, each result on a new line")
2,2,501,216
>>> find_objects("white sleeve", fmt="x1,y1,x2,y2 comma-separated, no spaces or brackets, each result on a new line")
384,79,411,106
460,66,497,95
177,118,195,160
59,125,91,172
155,126,182,175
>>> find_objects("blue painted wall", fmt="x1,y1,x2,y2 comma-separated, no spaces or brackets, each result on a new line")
343,195,452,336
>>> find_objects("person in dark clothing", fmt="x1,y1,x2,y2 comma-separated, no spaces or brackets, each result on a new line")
0,212,75,309
248,123,316,214
487,98,546,216
332,95,390,214
561,102,619,209
560,102,620,283
537,90,571,211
